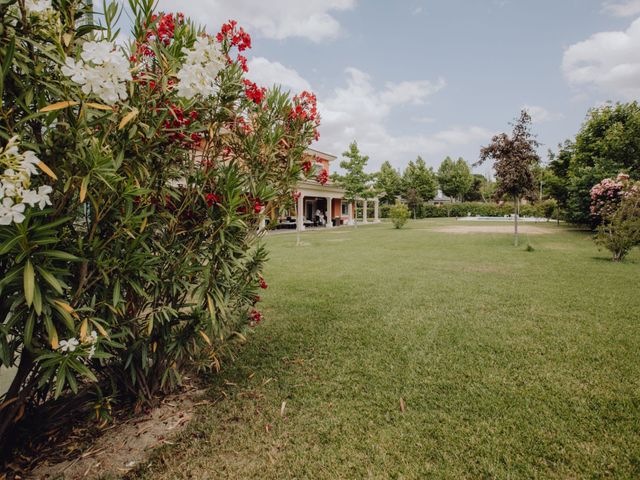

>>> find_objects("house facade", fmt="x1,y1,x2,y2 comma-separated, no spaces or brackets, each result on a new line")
276,148,380,231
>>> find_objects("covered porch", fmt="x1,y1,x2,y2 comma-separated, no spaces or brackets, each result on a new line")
291,182,380,232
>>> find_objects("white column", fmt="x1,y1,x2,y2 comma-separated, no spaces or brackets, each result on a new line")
258,206,267,231
326,197,333,228
363,199,368,223
296,194,305,231
374,198,379,223
348,202,354,225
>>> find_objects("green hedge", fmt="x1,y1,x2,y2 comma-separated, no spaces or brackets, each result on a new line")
380,202,555,219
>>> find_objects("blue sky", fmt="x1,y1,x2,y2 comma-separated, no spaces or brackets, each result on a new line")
154,0,640,173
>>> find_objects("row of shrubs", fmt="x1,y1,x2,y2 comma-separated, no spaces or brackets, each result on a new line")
379,200,560,220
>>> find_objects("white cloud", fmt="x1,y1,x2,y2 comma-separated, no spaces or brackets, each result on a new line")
412,7,423,15
562,17,640,99
156,0,355,42
247,57,312,92
248,59,491,170
602,0,640,16
380,78,446,105
521,105,563,123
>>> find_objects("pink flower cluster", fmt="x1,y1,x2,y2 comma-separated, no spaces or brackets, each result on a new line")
590,173,635,217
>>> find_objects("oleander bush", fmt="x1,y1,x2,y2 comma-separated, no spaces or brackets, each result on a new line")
0,0,319,451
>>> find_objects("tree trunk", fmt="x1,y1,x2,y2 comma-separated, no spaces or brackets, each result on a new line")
514,196,520,247
0,350,35,459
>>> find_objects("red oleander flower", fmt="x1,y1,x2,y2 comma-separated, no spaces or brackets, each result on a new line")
217,20,252,51
302,161,312,174
253,198,263,214
316,169,328,185
293,191,301,201
253,295,261,303
259,275,268,289
290,91,321,141
250,309,263,324
236,54,248,72
162,105,201,147
243,79,266,104
205,193,220,207
136,12,185,57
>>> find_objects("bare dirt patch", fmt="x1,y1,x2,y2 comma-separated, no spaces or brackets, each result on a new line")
429,225,553,235
27,388,206,480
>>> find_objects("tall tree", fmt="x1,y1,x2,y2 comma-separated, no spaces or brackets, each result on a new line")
437,157,474,202
375,161,402,204
332,141,372,223
477,110,540,246
464,174,489,202
454,157,474,201
437,157,457,201
403,156,438,204
549,102,640,226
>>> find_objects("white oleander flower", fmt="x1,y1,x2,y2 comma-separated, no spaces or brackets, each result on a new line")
21,185,53,209
80,41,114,65
176,37,225,100
0,198,26,225
62,41,132,104
24,0,52,13
20,150,41,176
61,58,86,84
0,136,53,225
58,337,80,353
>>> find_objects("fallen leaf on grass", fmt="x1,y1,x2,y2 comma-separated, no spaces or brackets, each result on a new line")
400,398,406,413
280,401,287,417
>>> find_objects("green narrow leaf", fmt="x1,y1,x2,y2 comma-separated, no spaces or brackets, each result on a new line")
35,250,81,261
24,311,35,348
23,259,35,307
0,235,21,255
207,294,216,328
0,37,14,96
66,369,78,393
50,301,74,330
112,278,121,306
54,365,66,398
35,266,63,294
43,315,59,349
32,283,42,315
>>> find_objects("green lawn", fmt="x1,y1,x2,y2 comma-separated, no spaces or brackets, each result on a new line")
134,219,640,479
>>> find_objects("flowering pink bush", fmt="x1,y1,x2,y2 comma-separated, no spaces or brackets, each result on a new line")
590,173,631,218
591,173,640,261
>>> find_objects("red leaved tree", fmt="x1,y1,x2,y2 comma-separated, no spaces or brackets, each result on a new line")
476,110,540,246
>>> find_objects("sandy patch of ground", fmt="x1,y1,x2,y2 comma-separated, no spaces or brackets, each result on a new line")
429,225,553,234
28,388,206,480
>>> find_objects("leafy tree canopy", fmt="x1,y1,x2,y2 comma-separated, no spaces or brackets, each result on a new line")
477,110,540,199
332,141,372,202
437,156,474,201
374,161,402,204
549,102,640,225
403,156,438,202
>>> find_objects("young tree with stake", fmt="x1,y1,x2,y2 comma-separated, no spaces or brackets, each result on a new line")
476,110,540,246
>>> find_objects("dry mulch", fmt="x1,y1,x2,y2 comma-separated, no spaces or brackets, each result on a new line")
2,384,206,480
